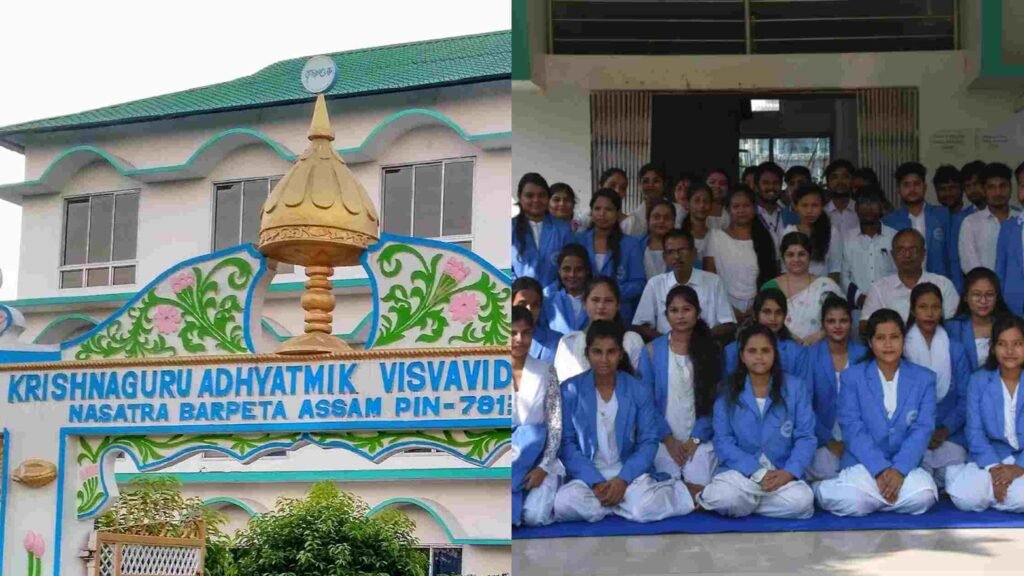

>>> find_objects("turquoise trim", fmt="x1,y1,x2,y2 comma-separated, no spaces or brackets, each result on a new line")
202,497,259,517
981,0,1024,79
32,313,98,343
130,128,297,175
367,497,510,546
115,467,510,484
512,0,531,81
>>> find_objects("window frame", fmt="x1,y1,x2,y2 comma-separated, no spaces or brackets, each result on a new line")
414,545,464,576
209,175,283,252
379,157,476,248
58,188,141,290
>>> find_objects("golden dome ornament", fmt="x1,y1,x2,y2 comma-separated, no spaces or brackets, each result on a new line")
258,60,380,355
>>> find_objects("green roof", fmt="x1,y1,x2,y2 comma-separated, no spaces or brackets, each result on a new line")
0,30,509,148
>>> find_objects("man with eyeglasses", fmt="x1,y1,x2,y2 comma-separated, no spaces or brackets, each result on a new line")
860,229,959,334
632,229,735,342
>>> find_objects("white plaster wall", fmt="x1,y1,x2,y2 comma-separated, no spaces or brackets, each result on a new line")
462,545,510,576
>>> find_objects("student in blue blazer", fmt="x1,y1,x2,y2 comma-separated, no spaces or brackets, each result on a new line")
513,277,563,364
946,316,1024,512
815,309,939,516
542,244,591,337
946,268,1012,372
806,296,868,481
552,320,694,523
512,173,573,288
698,323,817,519
901,283,971,486
723,289,808,381
639,285,722,495
995,213,1024,315
575,189,646,325
882,162,951,278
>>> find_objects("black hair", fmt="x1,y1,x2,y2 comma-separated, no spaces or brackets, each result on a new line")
933,164,962,186
892,228,926,252
853,167,880,187
1016,161,1024,183
755,161,785,182
982,162,1013,185
511,304,535,329
780,231,814,266
665,228,695,249
985,315,1024,371
664,285,721,417
676,171,700,187
707,168,732,185
585,319,634,375
728,323,785,406
511,276,544,301
550,182,576,203
790,184,831,263
513,173,549,262
555,243,592,293
646,198,677,229
820,294,852,324
588,188,626,272
825,159,856,179
855,185,886,205
905,282,944,330
726,187,779,286
639,162,667,182
960,160,986,182
785,165,812,182
584,276,625,331
862,309,907,362
894,161,927,183
955,267,1012,320
742,165,758,180
754,288,794,341
599,167,627,188
681,184,712,235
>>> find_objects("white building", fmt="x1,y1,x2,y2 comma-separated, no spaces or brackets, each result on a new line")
0,30,511,576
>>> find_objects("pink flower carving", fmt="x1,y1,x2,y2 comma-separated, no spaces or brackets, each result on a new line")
169,270,196,294
79,464,99,481
23,530,44,557
442,257,471,284
447,292,480,324
152,305,183,334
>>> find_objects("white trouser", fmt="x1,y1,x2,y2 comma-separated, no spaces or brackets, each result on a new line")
553,473,694,523
805,446,841,481
815,464,938,516
946,462,1024,513
521,471,561,526
697,470,815,519
921,441,967,488
654,442,719,486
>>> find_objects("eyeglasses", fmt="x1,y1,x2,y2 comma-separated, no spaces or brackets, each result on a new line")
969,292,997,302
664,247,693,256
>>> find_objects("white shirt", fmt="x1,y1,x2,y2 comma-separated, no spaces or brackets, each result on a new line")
879,368,900,420
909,209,927,239
554,330,645,382
666,352,697,441
841,225,898,304
528,219,543,248
632,269,737,334
756,397,768,415
643,247,666,280
976,338,991,365
594,392,623,480
825,199,860,239
513,356,552,427
569,294,584,317
1003,379,1020,451
958,207,1020,273
595,253,609,272
861,272,959,323
619,206,647,237
758,204,787,248
782,223,844,276
705,228,759,312
833,369,845,441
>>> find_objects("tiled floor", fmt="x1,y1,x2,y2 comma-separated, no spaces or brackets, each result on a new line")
514,528,1024,575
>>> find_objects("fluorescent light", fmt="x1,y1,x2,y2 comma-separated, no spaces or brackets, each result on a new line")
751,99,780,112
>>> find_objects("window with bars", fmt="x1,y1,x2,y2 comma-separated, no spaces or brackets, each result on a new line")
382,159,474,250
60,190,140,289
415,546,463,576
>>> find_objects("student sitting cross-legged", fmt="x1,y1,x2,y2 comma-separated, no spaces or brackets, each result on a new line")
553,320,694,523
946,315,1024,513
697,323,817,519
815,309,939,516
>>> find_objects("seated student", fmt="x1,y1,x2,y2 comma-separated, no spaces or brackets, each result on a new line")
782,184,844,283
762,232,844,345
861,229,959,333
633,230,736,342
511,306,562,527
697,323,816,519
947,267,1012,372
946,316,1024,512
513,277,563,364
882,162,951,278
640,286,722,499
553,321,693,523
815,309,939,517
512,173,573,287
723,289,808,381
959,162,1019,274
575,189,646,324
806,297,868,481
543,244,592,337
548,182,579,233
641,200,677,280
554,277,645,382
902,283,971,486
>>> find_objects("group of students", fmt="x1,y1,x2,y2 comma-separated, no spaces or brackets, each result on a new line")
511,158,1024,526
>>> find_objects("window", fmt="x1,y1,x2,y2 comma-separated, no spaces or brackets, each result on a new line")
382,159,474,250
212,176,282,251
415,546,463,576
60,190,139,289
738,137,831,183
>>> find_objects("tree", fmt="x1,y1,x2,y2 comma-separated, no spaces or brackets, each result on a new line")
232,482,428,576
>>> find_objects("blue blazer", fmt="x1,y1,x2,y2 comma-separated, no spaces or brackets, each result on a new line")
574,228,646,323
724,338,808,383
945,317,984,372
948,206,976,292
511,214,572,287
712,374,816,479
837,360,936,476
882,204,951,277
996,217,1024,315
808,339,868,448
639,335,714,443
542,283,589,336
933,339,971,448
511,424,547,526
529,323,562,364
559,370,661,486
965,369,1024,468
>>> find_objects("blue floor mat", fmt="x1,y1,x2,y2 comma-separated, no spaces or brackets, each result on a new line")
513,500,1024,539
